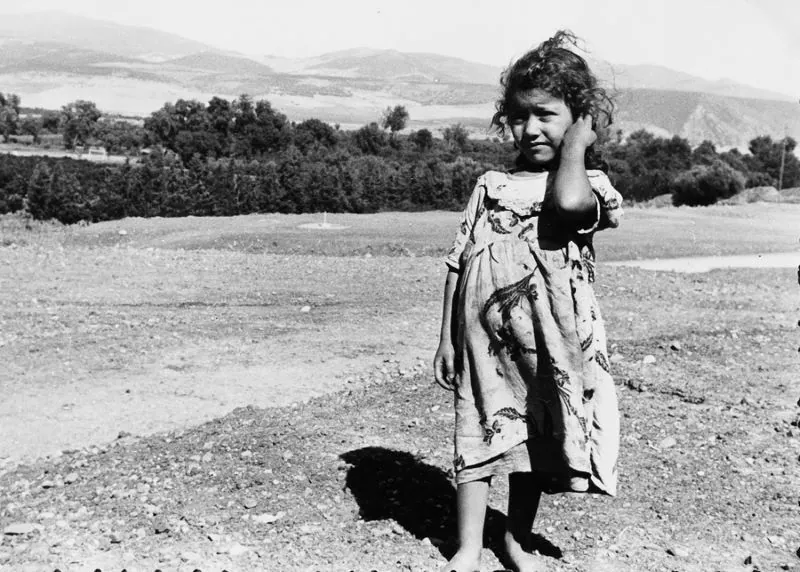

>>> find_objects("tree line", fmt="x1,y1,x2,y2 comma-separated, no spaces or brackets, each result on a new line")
0,150,501,224
0,90,798,223
604,130,799,206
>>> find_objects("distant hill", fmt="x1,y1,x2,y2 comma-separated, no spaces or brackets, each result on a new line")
590,61,794,102
0,11,215,60
615,90,800,148
0,10,797,149
0,40,150,75
303,48,501,84
166,52,275,76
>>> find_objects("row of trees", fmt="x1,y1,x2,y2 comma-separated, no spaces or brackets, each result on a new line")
605,130,799,205
0,93,56,144
142,97,486,164
135,93,800,205
1,129,795,223
1,92,798,220
1,92,108,148
0,150,497,224
1,91,486,162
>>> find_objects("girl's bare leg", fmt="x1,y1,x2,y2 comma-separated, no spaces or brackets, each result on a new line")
504,473,544,572
440,477,490,572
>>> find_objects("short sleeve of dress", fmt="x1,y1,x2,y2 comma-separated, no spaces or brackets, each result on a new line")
445,175,487,271
577,170,624,234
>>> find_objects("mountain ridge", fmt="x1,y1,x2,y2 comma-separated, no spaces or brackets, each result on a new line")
0,11,797,149
0,10,218,60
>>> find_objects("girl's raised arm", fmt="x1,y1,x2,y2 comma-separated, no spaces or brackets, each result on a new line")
553,115,597,226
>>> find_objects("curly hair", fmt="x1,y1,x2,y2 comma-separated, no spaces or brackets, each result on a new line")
492,30,614,170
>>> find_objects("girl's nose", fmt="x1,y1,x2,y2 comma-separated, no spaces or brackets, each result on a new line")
524,118,542,137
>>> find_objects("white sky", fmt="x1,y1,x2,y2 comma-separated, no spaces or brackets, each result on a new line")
1,0,799,96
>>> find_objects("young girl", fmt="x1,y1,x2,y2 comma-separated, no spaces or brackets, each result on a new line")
433,31,623,572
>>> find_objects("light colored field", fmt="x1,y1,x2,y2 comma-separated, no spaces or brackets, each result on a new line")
60,202,800,260
3,71,488,126
3,72,219,116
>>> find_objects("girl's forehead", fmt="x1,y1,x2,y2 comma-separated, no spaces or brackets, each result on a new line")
508,89,566,109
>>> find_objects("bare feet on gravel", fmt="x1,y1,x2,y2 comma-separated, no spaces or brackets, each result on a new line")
440,549,481,572
504,530,547,572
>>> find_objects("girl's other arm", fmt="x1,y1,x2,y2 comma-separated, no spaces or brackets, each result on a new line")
433,269,459,391
553,115,597,225
436,174,483,390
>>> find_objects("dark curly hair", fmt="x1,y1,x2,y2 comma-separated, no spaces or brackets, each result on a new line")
492,30,614,170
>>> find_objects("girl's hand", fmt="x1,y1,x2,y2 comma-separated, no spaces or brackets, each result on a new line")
433,342,456,391
561,115,597,155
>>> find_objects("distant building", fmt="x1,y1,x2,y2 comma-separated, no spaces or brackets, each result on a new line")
82,146,109,161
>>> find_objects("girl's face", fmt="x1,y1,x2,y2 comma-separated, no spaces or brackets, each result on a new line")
507,89,574,168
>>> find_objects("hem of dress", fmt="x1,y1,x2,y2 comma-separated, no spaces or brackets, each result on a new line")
455,437,617,497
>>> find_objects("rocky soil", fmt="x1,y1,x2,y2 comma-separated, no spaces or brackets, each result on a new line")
1,264,798,572
2,210,799,571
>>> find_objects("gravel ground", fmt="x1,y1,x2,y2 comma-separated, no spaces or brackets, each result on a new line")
1,263,798,572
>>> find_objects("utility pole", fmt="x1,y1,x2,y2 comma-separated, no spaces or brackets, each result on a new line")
780,99,800,191
778,133,786,191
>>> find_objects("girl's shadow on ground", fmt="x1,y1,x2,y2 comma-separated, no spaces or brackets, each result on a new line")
340,447,561,566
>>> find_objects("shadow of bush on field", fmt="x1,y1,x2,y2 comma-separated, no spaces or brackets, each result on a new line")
340,446,562,567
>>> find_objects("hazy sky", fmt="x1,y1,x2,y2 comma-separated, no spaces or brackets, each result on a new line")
2,0,799,96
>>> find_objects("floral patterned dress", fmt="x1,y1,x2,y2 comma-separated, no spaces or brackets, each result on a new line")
446,169,623,495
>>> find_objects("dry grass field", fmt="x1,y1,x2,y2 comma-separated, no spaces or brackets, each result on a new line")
56,203,800,260
0,204,798,571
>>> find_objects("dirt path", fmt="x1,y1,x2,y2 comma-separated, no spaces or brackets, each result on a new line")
0,243,442,468
608,250,800,272
0,340,433,467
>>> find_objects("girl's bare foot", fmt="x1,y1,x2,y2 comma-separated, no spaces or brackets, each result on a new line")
504,474,545,571
503,530,546,572
440,548,481,572
444,479,490,572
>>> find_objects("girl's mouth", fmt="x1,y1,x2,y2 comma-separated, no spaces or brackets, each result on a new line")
525,142,550,151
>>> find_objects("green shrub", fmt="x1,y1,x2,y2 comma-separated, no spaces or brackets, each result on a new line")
745,171,773,188
671,161,745,206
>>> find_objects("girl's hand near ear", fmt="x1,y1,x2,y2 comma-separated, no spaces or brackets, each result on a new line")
561,115,597,157
553,114,598,221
